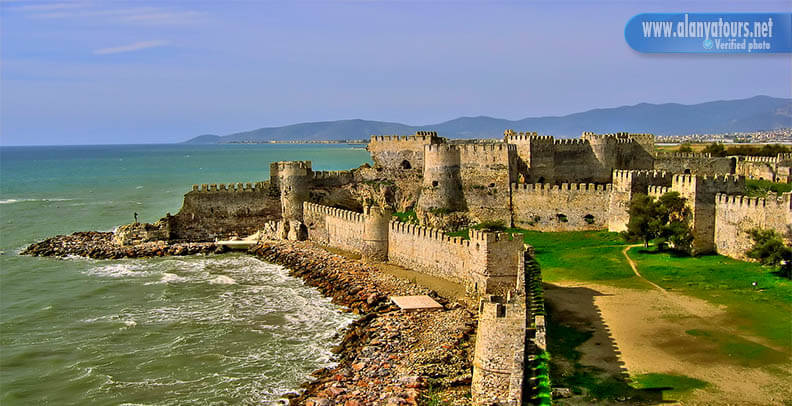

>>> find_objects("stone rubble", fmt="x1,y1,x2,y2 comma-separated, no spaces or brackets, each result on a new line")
251,241,476,405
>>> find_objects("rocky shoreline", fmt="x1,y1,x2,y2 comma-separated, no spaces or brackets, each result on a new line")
21,231,219,259
251,242,476,405
22,233,478,404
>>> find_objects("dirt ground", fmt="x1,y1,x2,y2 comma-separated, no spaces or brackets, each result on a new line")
545,282,792,405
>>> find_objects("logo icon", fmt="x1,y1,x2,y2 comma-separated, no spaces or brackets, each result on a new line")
702,38,714,49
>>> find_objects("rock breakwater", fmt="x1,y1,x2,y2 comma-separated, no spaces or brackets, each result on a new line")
22,231,218,259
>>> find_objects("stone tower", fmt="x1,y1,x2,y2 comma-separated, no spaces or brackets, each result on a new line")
362,204,394,262
472,295,527,404
417,144,465,213
277,161,312,222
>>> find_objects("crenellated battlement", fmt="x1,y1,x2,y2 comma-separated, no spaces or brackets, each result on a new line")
191,182,268,192
425,144,460,154
425,142,516,154
612,169,671,183
310,170,354,180
739,156,779,163
553,138,590,145
716,191,792,209
389,220,472,247
469,229,523,244
512,182,612,192
647,185,671,196
369,131,441,143
458,143,516,153
777,153,792,163
503,129,552,143
655,152,713,158
672,173,744,187
582,131,653,140
304,201,365,223
388,220,521,248
276,160,311,171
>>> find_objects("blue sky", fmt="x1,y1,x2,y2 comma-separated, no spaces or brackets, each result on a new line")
1,0,790,146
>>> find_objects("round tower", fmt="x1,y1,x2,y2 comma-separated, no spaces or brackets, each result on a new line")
277,161,311,222
362,204,393,262
471,296,524,403
417,144,465,213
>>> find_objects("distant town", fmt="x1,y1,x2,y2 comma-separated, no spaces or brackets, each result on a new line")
656,128,792,144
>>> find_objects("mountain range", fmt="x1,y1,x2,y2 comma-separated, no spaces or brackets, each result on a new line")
185,95,792,143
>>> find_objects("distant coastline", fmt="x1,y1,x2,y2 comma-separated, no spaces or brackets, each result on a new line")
224,140,368,145
183,95,792,144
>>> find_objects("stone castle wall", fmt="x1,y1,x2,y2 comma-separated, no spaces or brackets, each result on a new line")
607,170,673,232
715,192,792,260
387,222,524,295
503,131,655,184
171,182,281,241
303,202,366,253
735,155,792,183
458,143,517,223
367,132,442,172
653,152,735,175
418,142,517,224
668,174,745,254
512,183,612,231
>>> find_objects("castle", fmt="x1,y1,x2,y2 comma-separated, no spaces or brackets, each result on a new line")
119,130,791,404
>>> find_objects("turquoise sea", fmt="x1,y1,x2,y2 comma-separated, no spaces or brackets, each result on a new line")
0,144,372,405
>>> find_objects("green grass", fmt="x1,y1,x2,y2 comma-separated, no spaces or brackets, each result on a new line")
392,210,418,224
516,230,647,289
630,247,792,350
633,373,709,400
745,179,792,197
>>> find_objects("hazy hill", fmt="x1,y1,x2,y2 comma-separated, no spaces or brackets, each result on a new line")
185,96,791,143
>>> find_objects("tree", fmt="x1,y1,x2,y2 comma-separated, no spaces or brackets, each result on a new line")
746,228,792,278
758,144,791,157
702,142,727,157
678,142,693,153
623,194,661,248
655,192,694,252
622,192,693,252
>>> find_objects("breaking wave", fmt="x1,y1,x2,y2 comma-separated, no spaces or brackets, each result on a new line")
0,198,74,204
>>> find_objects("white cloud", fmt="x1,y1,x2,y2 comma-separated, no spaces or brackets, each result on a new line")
15,3,206,25
14,2,86,11
93,40,170,55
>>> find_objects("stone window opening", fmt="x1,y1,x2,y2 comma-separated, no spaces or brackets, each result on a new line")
400,160,412,169
432,180,439,187
684,169,691,174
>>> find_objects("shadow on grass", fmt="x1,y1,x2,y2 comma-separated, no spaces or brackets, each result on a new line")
545,284,673,404
634,247,692,258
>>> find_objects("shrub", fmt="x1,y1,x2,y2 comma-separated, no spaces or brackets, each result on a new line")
747,228,792,278
474,220,507,232
745,179,792,197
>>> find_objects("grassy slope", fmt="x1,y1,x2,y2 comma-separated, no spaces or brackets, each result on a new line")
520,229,792,402
628,247,792,351
518,230,648,289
